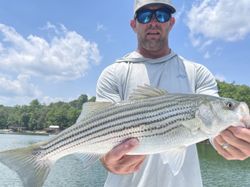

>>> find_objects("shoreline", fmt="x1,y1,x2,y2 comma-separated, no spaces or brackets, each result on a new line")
0,129,49,136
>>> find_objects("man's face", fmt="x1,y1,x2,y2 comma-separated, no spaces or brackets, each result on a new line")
131,5,175,52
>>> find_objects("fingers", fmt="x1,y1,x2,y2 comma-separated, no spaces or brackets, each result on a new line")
214,137,246,160
101,138,146,174
226,127,250,156
213,127,250,160
118,154,145,168
213,135,233,159
228,126,250,143
133,156,145,171
110,155,146,174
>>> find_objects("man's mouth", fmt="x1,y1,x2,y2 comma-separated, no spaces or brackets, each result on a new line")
146,32,160,36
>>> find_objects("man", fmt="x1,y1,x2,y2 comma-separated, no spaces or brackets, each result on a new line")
96,0,250,186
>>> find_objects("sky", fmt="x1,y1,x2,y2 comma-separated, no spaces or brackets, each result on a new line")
0,0,249,106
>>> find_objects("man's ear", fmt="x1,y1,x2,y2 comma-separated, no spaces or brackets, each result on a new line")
169,17,175,30
130,19,137,32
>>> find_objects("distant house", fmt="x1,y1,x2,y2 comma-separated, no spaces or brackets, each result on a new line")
45,125,60,134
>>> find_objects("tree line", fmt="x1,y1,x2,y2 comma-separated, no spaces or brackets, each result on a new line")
217,81,250,107
0,95,95,130
0,80,249,131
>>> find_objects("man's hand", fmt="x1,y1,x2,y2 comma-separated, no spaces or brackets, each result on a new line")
213,117,250,160
100,138,146,174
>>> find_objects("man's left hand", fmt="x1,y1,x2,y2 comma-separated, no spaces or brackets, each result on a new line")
213,125,250,160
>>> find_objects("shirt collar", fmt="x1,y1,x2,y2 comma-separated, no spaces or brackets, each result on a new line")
116,50,177,64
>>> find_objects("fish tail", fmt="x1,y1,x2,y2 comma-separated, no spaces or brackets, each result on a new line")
0,142,51,187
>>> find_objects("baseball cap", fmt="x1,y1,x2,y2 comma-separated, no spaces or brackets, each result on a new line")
134,0,176,14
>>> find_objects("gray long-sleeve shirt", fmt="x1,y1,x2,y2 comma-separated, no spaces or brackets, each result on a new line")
96,50,218,187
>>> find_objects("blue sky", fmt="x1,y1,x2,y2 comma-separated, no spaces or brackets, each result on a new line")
0,0,249,106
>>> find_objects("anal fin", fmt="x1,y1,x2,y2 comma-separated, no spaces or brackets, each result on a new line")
160,148,186,176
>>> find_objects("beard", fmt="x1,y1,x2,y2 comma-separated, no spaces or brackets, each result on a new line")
139,25,166,51
141,37,165,51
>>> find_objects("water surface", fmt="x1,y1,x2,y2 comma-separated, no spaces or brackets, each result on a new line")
0,134,249,187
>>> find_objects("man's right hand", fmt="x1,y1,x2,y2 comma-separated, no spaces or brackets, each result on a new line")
100,138,146,174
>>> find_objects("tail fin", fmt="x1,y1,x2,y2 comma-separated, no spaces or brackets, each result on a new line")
0,142,52,187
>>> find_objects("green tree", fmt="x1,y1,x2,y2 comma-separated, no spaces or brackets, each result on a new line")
217,81,250,106
0,106,8,129
0,83,249,131
69,94,88,109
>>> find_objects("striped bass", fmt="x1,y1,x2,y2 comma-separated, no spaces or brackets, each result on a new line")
0,85,249,187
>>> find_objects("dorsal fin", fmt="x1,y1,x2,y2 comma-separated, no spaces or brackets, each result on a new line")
129,85,168,100
76,101,113,123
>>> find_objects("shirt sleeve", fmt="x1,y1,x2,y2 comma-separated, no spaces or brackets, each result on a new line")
194,64,219,147
194,64,219,97
96,64,122,103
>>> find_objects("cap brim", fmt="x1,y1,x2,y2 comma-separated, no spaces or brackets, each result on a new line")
134,3,176,14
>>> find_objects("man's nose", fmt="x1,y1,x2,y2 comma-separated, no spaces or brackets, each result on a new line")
149,15,158,25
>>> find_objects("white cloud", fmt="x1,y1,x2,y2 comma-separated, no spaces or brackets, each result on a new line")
0,23,102,105
0,23,102,81
186,0,250,46
215,74,226,82
0,74,42,106
204,51,210,59
96,23,114,43
96,23,107,32
174,3,186,22
200,39,213,50
0,75,41,97
0,96,30,106
40,96,73,105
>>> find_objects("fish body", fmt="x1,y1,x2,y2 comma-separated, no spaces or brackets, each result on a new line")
0,85,249,187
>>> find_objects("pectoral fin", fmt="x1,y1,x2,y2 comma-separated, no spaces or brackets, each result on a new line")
160,147,186,176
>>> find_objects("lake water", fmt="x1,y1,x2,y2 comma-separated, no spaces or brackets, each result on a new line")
0,134,249,187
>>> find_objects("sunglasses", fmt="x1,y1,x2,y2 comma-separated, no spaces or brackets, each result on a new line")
135,7,172,24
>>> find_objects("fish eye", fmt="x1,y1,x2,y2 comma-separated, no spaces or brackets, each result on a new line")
226,101,234,110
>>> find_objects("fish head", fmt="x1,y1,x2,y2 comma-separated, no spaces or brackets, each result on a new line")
197,96,250,136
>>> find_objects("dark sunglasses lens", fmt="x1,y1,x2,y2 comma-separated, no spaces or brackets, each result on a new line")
137,10,153,24
136,8,171,24
156,10,171,23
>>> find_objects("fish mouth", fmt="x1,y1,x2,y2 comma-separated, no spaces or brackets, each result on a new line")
238,102,250,128
239,102,249,114
240,115,250,128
